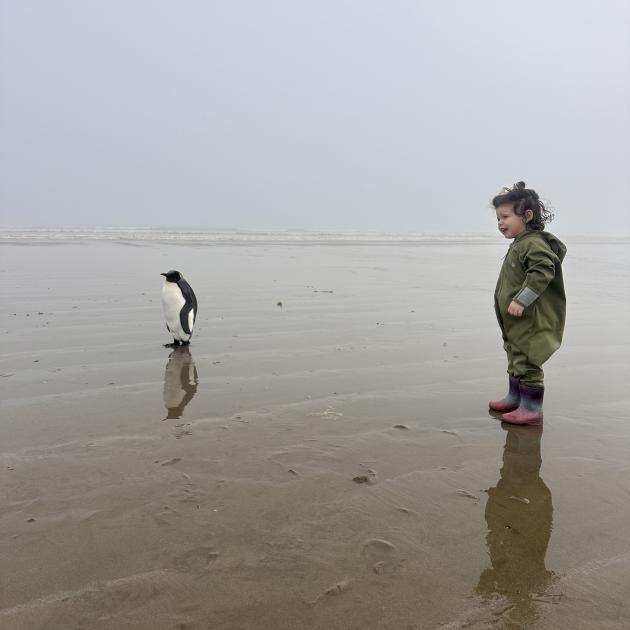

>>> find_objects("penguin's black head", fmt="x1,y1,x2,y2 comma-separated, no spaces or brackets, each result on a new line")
161,270,182,283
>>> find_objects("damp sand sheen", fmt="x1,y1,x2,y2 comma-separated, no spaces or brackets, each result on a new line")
1,229,628,629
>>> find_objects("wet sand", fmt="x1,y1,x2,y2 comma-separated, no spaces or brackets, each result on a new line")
1,237,629,629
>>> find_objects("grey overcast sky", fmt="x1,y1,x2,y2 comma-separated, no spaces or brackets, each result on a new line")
1,0,629,234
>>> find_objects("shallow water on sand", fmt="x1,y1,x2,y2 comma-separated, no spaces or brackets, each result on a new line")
1,238,629,629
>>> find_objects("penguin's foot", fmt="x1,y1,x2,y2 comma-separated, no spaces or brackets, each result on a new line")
164,340,182,348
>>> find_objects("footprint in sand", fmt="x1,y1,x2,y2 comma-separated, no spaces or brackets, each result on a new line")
172,547,220,574
362,538,398,575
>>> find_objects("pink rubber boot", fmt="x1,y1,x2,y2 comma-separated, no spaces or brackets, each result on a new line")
489,375,520,412
501,383,544,425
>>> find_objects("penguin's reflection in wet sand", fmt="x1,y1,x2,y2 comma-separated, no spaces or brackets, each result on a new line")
477,425,555,625
163,346,198,420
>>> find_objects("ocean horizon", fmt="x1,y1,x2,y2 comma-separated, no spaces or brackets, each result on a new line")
1,225,627,245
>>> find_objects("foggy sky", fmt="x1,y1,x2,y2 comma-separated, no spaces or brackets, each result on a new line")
1,0,629,235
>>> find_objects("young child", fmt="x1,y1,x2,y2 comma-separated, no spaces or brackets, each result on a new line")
489,182,566,425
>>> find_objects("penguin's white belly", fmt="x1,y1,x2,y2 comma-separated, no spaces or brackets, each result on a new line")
162,284,192,341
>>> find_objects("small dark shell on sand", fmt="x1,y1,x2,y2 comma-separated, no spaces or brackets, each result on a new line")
324,580,350,596
352,475,373,484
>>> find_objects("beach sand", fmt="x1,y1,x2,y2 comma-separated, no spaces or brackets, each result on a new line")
1,236,629,629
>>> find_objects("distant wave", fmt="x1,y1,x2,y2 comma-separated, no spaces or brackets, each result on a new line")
0,226,625,245
0,226,498,243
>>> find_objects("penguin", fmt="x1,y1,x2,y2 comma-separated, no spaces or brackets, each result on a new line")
161,270,197,347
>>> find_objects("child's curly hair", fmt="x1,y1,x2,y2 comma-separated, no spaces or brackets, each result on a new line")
492,181,554,231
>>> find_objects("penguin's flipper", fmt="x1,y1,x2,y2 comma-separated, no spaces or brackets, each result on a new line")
178,280,198,327
180,303,194,336
166,323,171,332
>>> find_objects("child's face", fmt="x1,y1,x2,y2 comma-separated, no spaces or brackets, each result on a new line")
495,204,529,239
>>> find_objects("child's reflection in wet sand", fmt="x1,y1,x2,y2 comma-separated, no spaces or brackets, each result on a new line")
477,425,555,625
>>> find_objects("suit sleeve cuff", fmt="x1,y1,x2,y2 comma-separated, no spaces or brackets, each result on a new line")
514,287,539,307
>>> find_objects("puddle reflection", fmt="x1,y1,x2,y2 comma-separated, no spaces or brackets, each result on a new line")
162,346,198,420
477,425,555,624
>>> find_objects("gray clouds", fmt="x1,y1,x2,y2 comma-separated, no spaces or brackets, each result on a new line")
1,0,629,234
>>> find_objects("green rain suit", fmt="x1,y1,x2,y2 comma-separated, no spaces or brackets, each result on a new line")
494,230,567,386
